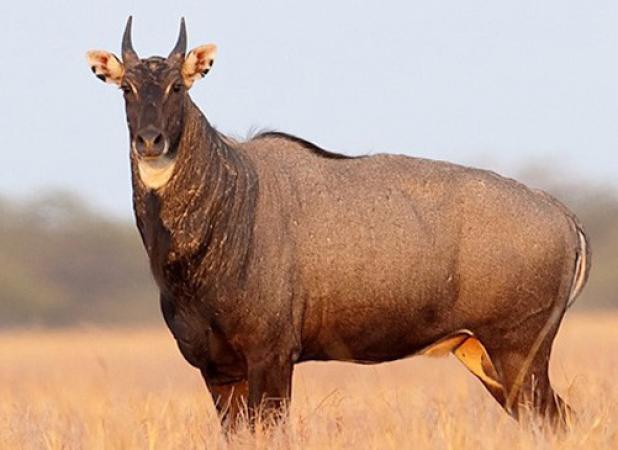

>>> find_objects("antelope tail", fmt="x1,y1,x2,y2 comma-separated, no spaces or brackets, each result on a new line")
567,218,591,308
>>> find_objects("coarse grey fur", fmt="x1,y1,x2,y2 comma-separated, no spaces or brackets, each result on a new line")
131,97,590,429
91,18,591,432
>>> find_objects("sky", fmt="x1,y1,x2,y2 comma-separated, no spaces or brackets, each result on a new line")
1,1,617,217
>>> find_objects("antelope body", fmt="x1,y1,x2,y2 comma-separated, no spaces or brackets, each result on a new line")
87,18,591,430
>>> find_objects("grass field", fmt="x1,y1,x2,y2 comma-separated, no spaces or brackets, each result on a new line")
1,314,616,449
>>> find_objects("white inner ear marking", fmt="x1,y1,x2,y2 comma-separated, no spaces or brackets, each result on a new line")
86,51,124,86
182,44,218,88
137,155,176,190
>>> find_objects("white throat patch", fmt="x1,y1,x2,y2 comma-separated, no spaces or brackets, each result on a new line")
137,156,176,190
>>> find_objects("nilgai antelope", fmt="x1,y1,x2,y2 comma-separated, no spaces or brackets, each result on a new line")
87,18,590,430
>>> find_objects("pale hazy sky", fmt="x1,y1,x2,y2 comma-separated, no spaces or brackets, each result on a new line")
1,1,616,217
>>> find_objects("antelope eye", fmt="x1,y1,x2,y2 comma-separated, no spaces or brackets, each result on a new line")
172,82,183,93
121,84,132,95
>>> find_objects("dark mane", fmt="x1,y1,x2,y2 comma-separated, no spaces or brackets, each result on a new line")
254,131,363,160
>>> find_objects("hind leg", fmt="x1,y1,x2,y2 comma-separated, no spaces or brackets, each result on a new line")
493,342,570,425
486,307,571,427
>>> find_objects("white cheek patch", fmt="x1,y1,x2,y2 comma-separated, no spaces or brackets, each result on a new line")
137,156,176,190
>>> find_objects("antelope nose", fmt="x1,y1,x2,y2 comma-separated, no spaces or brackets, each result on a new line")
134,127,167,158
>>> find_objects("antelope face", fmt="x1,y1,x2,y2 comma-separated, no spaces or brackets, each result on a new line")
86,17,217,189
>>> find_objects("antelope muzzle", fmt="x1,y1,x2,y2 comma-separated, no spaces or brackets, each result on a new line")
133,126,168,158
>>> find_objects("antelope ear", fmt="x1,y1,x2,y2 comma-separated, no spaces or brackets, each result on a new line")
86,51,125,86
182,44,217,88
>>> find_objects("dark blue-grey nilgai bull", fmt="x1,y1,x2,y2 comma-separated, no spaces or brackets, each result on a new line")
87,17,590,431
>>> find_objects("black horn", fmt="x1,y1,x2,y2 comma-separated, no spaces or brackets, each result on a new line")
121,16,139,64
168,18,187,59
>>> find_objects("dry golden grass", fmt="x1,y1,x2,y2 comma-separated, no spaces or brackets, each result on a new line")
1,313,617,449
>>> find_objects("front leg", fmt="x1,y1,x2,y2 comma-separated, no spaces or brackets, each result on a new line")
203,375,249,432
246,353,295,426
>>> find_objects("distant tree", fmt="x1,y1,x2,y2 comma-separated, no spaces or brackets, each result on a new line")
0,191,158,327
